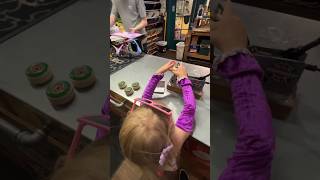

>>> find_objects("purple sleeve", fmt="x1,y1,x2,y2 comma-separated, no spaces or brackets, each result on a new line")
218,53,275,180
175,78,196,133
142,74,164,99
101,95,110,115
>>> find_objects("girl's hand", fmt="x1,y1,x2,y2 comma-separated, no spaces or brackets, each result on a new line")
213,0,248,54
171,63,187,78
129,27,137,33
156,61,176,74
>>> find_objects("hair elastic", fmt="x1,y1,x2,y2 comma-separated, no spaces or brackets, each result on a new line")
158,144,173,166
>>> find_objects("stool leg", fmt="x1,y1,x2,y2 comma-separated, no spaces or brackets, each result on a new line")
96,97,110,140
67,122,85,160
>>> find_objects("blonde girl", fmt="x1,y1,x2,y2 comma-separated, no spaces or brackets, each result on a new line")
112,60,196,180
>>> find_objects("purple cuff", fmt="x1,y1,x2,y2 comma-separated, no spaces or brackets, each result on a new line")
178,77,192,87
217,53,275,180
142,74,164,99
175,78,196,133
101,96,110,115
218,53,263,80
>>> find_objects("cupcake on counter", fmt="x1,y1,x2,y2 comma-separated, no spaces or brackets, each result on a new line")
25,62,53,86
69,65,96,90
46,81,75,107
118,81,127,89
132,82,140,91
125,87,134,96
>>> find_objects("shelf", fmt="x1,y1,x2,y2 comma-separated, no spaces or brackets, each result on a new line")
147,42,157,49
148,45,158,52
149,50,158,55
146,36,159,44
191,28,210,36
191,32,209,37
147,32,161,39
193,26,209,31
187,52,210,61
147,49,158,55
146,21,161,27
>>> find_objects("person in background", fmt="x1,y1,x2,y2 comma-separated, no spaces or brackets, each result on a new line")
110,0,148,34
112,61,196,180
110,0,148,52
213,1,275,180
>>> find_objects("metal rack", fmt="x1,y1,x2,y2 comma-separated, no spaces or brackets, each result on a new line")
144,0,165,55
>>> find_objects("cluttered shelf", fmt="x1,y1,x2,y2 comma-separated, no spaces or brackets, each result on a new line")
183,26,211,63
144,0,165,55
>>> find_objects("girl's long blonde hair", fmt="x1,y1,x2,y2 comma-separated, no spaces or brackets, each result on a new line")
112,106,175,180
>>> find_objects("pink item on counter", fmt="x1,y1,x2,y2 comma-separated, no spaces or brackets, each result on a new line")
111,32,143,39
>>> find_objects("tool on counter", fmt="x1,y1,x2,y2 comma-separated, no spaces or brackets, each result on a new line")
167,74,206,99
280,37,320,72
281,37,320,60
174,61,210,84
247,36,320,96
305,64,320,72
189,73,210,84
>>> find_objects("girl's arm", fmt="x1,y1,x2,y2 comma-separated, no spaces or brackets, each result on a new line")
142,74,163,99
172,77,196,151
218,53,275,180
175,78,196,133
142,61,176,99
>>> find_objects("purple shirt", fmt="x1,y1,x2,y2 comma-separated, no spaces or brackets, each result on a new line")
218,53,275,180
142,74,196,133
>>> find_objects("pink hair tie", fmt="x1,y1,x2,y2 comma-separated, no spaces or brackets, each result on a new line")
159,144,173,166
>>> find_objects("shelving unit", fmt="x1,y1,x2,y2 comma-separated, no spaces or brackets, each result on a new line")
144,0,165,55
183,27,211,64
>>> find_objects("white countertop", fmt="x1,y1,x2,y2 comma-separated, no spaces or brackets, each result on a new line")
110,55,210,146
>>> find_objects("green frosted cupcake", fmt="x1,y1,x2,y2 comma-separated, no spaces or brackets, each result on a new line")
69,65,96,90
46,81,75,107
25,62,53,86
118,81,127,89
132,82,140,91
125,87,134,96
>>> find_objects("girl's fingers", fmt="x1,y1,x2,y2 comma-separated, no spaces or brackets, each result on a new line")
169,60,176,65
169,62,176,68
165,61,176,70
166,60,175,66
